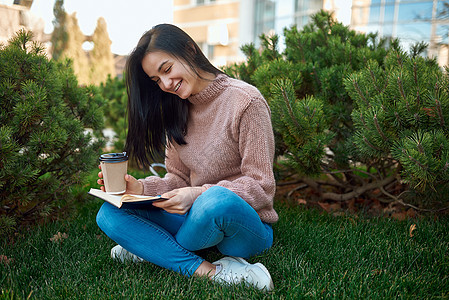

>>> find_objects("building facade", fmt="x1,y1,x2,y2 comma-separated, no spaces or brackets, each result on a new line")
351,0,449,66
173,0,243,67
173,0,352,66
174,0,448,67
173,0,340,66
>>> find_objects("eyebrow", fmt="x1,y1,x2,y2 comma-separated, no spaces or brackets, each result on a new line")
149,60,169,80
158,60,169,72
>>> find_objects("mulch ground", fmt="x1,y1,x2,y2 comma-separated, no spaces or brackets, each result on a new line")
274,181,440,221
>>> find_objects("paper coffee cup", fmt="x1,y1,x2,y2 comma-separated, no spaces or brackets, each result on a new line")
99,152,128,194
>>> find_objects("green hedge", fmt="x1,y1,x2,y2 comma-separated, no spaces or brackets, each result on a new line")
224,11,449,208
0,30,106,235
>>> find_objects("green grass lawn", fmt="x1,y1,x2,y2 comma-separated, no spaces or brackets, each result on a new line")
1,171,448,299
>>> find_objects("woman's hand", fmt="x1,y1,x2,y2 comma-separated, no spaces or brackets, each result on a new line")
154,187,203,215
97,165,144,195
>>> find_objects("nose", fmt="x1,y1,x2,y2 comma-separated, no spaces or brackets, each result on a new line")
158,76,172,92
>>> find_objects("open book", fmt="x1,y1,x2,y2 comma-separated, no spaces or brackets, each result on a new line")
88,188,167,209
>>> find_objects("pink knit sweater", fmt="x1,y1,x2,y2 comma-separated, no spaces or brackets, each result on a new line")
139,74,278,223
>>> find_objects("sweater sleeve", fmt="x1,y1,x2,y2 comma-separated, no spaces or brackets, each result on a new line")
139,145,190,196
202,97,278,223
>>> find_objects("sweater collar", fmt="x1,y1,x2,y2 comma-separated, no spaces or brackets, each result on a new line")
188,73,229,105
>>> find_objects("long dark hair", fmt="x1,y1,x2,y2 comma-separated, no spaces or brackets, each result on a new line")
124,24,223,168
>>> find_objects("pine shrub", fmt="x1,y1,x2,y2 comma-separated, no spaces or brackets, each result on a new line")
224,10,449,208
346,50,449,201
0,30,105,235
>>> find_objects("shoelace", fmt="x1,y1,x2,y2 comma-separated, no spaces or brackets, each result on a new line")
221,266,252,283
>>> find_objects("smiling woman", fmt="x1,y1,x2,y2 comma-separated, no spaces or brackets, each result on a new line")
124,24,225,163
141,51,215,99
95,24,278,291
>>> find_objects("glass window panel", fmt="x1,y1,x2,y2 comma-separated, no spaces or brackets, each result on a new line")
276,15,293,32
436,24,449,44
382,24,393,36
365,24,382,35
369,5,381,23
395,23,432,43
398,2,433,22
295,0,322,13
277,0,294,17
383,4,396,23
254,0,276,44
294,15,310,27
437,0,449,19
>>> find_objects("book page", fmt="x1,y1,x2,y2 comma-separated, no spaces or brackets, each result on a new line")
121,194,166,203
88,188,122,208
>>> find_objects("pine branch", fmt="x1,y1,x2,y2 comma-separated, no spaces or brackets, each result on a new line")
394,111,402,126
363,136,382,151
397,76,409,108
435,99,445,127
312,66,321,89
417,142,424,154
368,65,382,93
396,52,404,68
402,148,428,170
360,113,369,130
279,85,301,130
382,74,390,91
373,114,388,141
414,62,421,106
353,79,370,107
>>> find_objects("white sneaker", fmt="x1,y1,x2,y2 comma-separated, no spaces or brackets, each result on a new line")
110,245,144,263
212,256,274,291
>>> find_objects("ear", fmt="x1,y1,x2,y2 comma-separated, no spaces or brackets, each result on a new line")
186,41,197,55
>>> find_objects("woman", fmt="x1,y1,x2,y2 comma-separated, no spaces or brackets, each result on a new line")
96,24,278,291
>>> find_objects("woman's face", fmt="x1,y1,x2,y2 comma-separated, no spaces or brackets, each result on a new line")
141,51,209,99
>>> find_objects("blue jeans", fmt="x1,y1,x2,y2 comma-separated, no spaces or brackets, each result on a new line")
96,186,274,276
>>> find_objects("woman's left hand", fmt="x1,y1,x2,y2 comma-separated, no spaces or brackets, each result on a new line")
155,187,203,215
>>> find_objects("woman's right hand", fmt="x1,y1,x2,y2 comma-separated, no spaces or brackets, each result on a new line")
97,165,144,195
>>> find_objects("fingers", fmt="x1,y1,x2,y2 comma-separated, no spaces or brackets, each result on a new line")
152,200,184,215
97,168,104,189
161,189,178,199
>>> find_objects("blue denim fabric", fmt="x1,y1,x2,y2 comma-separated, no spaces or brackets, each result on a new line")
96,186,274,277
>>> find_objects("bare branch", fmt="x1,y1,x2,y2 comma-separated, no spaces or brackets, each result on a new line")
380,187,449,212
320,176,396,201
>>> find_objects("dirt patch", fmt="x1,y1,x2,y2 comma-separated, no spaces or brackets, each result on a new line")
274,181,431,220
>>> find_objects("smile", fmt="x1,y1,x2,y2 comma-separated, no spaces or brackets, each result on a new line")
174,81,182,92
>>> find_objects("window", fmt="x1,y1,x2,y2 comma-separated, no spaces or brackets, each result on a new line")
254,0,276,45
198,42,215,61
294,0,323,27
195,0,216,5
